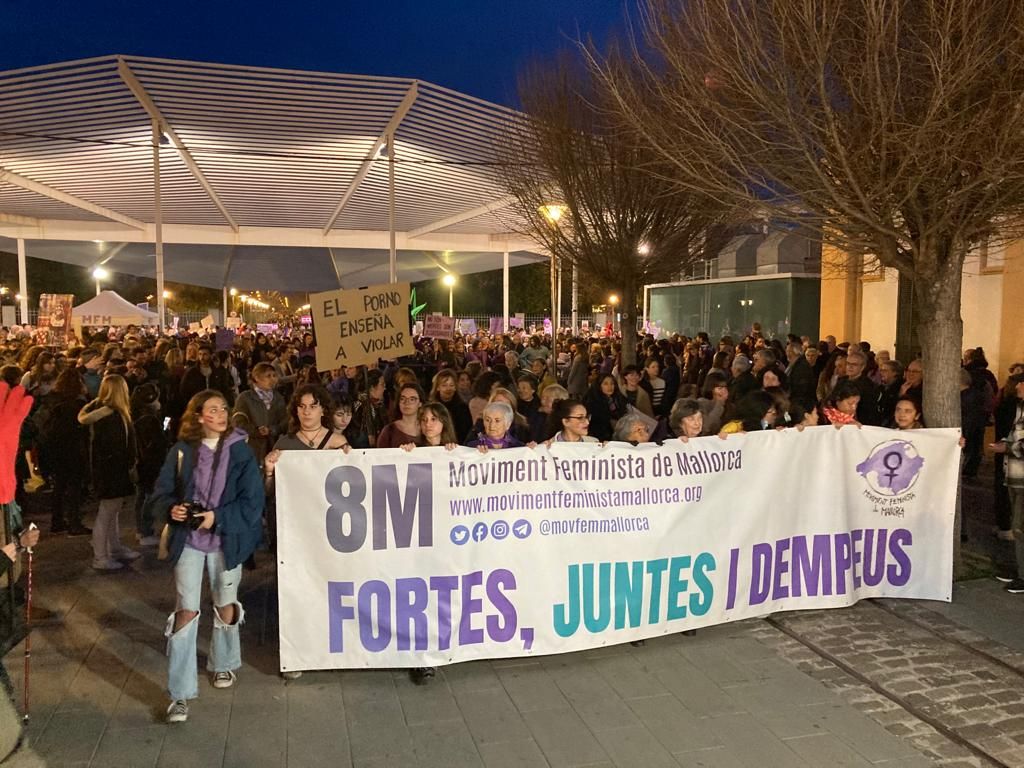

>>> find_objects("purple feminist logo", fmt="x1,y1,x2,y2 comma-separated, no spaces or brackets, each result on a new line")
856,439,924,496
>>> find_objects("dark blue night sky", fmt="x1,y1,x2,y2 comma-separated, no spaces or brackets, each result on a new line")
0,0,625,106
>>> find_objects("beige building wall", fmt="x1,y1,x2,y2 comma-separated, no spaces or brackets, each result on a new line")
999,240,1024,380
859,270,898,355
819,244,1013,372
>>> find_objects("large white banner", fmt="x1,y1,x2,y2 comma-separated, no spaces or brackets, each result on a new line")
276,426,959,671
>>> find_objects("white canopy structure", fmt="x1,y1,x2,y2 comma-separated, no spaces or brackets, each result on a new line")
72,290,160,327
0,55,545,324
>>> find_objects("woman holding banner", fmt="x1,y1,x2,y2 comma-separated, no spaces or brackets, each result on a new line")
468,402,524,451
377,383,425,448
400,402,459,685
547,399,599,444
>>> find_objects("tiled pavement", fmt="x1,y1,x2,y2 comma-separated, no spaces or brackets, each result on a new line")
3,503,1024,766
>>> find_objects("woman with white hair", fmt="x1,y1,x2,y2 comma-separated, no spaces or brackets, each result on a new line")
612,412,652,444
467,402,524,451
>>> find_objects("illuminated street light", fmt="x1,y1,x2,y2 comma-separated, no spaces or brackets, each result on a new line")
538,204,565,224
442,273,457,317
92,266,109,296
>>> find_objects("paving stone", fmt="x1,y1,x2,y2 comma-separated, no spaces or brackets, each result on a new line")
476,738,550,768
672,746,746,767
346,699,414,764
496,663,569,713
90,724,164,768
33,711,107,764
410,721,484,768
625,694,723,754
455,688,531,745
783,733,874,767
589,653,669,700
702,713,810,768
592,724,677,768
398,677,463,725
521,707,609,767
444,661,505,694
286,685,352,768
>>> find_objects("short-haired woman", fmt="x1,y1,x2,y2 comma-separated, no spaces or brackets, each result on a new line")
467,402,524,451
150,389,264,723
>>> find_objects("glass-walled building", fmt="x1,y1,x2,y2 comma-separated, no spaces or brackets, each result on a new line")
644,230,822,340
645,274,821,340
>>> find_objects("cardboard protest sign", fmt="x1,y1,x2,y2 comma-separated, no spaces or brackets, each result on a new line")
489,317,503,335
421,315,456,339
310,282,413,371
459,318,477,335
200,314,215,330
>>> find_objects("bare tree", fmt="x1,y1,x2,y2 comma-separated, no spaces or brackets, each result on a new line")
590,0,1024,429
497,53,730,367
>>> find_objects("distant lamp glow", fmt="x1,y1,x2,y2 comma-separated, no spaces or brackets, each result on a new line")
162,290,172,299
538,204,565,224
0,287,7,296
442,274,457,288
240,294,249,303
229,287,238,296
608,294,620,306
92,267,109,280
637,242,651,256
14,294,22,302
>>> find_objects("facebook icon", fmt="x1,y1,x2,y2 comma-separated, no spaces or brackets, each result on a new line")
471,522,488,542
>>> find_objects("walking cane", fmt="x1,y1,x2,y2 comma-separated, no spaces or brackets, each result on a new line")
22,523,36,726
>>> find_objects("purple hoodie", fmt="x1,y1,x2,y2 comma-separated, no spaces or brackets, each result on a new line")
186,427,248,554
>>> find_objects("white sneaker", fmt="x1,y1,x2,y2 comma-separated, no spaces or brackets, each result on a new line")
113,548,142,561
281,670,303,680
166,699,188,723
137,535,161,547
92,558,124,571
212,670,236,689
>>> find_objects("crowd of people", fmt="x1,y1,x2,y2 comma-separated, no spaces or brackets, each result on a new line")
0,318,1018,726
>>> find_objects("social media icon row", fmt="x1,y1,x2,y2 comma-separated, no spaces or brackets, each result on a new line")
450,519,531,545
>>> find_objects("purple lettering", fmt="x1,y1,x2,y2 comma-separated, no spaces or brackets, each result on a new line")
887,529,913,586
486,569,518,642
394,577,429,651
749,543,772,605
772,538,790,600
726,548,739,610
327,580,354,653
862,529,888,586
851,529,864,589
430,575,458,651
459,570,485,645
357,580,392,652
792,534,832,596
834,534,852,595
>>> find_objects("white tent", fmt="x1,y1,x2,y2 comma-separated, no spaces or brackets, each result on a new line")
72,290,160,327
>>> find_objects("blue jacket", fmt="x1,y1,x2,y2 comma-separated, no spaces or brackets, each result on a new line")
151,432,264,569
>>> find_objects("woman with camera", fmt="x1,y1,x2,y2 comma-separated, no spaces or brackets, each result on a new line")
150,389,263,724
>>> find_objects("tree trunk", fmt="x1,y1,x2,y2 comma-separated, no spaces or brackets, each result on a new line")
913,252,964,573
620,280,638,368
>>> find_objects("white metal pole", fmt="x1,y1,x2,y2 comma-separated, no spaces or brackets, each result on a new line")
642,285,649,329
571,262,578,334
502,249,509,332
448,286,453,318
95,280,101,297
222,286,228,326
556,261,562,330
16,239,27,325
153,120,166,330
388,133,397,284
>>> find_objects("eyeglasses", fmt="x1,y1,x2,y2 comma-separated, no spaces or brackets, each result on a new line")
566,415,590,421
399,397,421,404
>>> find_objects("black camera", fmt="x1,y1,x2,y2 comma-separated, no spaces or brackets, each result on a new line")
180,501,208,530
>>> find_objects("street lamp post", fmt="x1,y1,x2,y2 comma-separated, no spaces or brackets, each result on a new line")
442,273,457,318
608,294,620,334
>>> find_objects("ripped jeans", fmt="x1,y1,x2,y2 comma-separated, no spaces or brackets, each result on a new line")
165,545,244,701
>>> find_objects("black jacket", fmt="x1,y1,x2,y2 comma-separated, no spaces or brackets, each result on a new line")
785,356,817,411
78,403,136,499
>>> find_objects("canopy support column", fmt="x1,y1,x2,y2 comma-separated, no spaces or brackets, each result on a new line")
16,239,27,325
571,262,578,334
556,261,562,331
502,249,509,333
152,119,165,329
388,133,397,284
222,287,228,327
642,285,649,329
